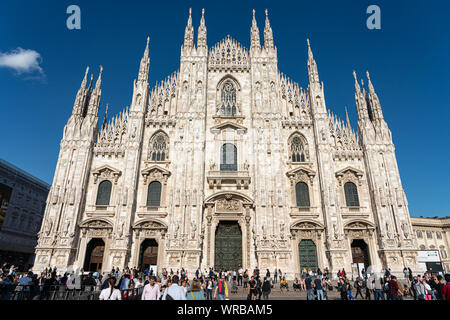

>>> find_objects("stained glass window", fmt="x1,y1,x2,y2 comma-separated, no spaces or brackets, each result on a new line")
221,81,237,116
290,136,306,162
221,144,237,171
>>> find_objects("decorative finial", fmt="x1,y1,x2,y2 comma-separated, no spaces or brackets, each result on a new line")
353,70,357,81
253,9,256,17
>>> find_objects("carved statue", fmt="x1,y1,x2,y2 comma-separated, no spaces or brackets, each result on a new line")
401,222,409,239
243,160,249,171
45,218,53,236
280,221,285,238
118,221,125,238
333,223,339,240
63,219,71,236
386,222,392,239
190,220,197,239
209,160,216,171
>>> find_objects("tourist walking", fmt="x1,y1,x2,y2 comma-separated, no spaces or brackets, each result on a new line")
313,275,324,300
305,274,314,300
141,276,160,300
162,275,186,300
262,277,271,300
99,278,121,300
187,279,205,300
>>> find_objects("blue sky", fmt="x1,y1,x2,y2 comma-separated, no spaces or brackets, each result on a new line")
0,0,449,218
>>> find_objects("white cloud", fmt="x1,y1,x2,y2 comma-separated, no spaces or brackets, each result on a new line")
0,48,43,74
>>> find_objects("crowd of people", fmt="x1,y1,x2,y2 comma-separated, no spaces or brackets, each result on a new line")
1,262,450,301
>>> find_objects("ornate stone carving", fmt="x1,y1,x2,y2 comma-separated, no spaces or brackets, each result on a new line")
216,194,241,212
92,166,122,184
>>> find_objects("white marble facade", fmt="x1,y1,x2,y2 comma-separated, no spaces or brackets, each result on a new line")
33,9,420,278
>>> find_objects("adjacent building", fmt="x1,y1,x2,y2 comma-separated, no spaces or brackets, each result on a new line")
0,158,50,269
33,9,423,278
412,217,450,274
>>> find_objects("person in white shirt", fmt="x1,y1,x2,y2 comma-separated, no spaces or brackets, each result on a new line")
162,275,186,300
141,277,161,300
99,278,121,300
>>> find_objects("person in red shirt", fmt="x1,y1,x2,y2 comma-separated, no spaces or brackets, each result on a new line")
443,274,450,301
388,276,400,300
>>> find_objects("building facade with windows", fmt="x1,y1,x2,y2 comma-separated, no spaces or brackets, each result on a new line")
411,217,450,274
33,9,420,278
0,158,50,269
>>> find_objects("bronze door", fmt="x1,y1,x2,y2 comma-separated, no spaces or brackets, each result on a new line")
298,240,318,271
215,222,242,270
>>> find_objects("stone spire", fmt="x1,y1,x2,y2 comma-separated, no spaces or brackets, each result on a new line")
250,9,261,51
184,8,194,49
353,71,370,121
72,67,90,116
366,71,384,120
87,66,103,116
138,37,150,82
263,9,274,49
101,104,109,130
307,39,320,84
197,8,207,50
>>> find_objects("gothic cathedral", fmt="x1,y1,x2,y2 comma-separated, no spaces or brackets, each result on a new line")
33,9,419,278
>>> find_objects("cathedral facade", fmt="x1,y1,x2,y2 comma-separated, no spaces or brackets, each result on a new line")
33,9,419,278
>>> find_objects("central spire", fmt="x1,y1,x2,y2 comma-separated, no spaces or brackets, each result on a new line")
307,39,319,83
138,37,150,82
250,9,261,51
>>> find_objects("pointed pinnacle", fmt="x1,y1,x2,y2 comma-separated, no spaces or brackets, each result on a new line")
307,39,313,59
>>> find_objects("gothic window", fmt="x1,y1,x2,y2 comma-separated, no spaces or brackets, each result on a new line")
426,231,433,239
146,181,162,207
416,230,423,239
436,231,442,239
220,81,237,116
295,182,310,207
96,180,112,206
344,182,359,207
149,132,169,162
221,144,237,171
290,136,306,163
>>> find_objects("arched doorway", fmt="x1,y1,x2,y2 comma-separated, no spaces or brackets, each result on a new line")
215,221,242,270
138,239,158,271
351,239,370,276
83,238,105,272
298,240,318,272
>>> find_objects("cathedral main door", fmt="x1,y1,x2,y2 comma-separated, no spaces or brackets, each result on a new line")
298,240,318,272
214,222,242,271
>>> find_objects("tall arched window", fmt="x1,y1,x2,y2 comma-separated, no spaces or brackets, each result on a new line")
96,180,112,206
295,182,310,207
149,132,169,162
147,181,162,207
221,144,237,171
221,81,237,116
344,182,359,207
290,136,306,163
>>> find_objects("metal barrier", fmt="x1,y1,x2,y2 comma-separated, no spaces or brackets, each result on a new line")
1,284,144,301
